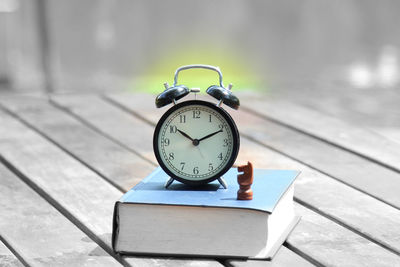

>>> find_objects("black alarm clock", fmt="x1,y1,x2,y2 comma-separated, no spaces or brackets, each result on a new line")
153,65,240,188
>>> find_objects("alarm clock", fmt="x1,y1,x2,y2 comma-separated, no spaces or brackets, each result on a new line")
153,65,240,188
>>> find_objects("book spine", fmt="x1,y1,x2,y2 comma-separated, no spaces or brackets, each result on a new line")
111,201,121,252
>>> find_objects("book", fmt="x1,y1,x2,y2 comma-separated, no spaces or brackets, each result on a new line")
112,167,300,259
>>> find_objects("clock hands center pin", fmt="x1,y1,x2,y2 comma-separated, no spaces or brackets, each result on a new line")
177,129,194,141
177,129,199,146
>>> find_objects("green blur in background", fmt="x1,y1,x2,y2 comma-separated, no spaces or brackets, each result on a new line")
130,44,265,94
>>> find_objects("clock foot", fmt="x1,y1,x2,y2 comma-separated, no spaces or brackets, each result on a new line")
164,177,175,188
218,177,228,189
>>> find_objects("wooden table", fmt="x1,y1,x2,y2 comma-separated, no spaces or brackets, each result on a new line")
1,92,400,266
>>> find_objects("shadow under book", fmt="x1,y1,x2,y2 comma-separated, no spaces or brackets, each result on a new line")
112,167,300,259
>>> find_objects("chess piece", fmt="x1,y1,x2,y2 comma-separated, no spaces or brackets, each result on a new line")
237,161,254,200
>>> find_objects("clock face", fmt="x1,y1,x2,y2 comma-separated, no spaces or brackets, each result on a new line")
153,100,240,185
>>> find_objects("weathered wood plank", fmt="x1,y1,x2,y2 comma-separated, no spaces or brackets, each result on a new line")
290,204,400,266
227,246,315,267
0,240,23,267
51,94,156,163
234,103,400,209
0,163,121,266
237,138,400,256
51,94,313,266
1,95,155,190
0,108,222,267
105,92,400,265
0,108,123,261
239,93,400,173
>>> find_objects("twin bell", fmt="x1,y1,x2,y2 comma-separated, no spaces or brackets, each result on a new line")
155,64,240,110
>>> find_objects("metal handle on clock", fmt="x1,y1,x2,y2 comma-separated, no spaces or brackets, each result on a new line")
173,64,224,88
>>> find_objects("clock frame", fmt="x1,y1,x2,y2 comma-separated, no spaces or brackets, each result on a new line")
153,100,240,186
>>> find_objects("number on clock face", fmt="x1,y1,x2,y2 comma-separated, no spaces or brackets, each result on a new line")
156,103,237,182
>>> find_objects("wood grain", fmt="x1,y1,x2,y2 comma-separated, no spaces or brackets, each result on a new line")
0,240,23,267
234,94,400,208
288,204,400,266
227,246,315,267
106,92,400,265
237,138,400,255
239,94,400,172
52,94,156,163
0,163,121,266
219,98,400,210
1,96,155,190
241,112,400,209
0,108,222,267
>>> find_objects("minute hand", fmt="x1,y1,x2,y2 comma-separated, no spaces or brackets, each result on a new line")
198,129,223,142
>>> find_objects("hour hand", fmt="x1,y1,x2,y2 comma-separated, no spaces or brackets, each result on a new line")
177,129,194,141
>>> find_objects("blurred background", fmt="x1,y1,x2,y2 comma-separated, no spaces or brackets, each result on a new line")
1,0,399,142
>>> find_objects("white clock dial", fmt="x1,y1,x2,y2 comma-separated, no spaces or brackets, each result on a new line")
154,100,239,185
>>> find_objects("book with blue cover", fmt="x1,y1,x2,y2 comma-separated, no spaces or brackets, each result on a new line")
112,167,300,259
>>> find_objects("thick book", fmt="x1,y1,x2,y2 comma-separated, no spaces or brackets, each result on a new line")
112,167,300,259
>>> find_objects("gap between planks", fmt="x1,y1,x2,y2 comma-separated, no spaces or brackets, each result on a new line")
0,236,26,267
240,131,400,211
0,162,121,266
0,154,126,266
0,106,127,193
50,97,157,168
221,96,400,210
239,95,400,174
